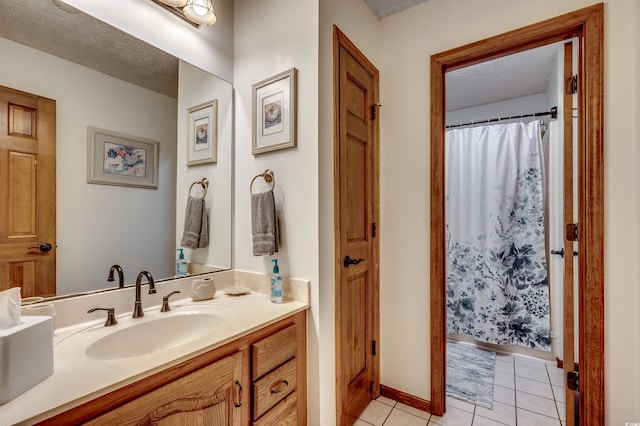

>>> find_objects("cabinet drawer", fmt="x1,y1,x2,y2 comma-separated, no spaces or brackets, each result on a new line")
251,324,296,379
252,391,297,426
252,358,297,420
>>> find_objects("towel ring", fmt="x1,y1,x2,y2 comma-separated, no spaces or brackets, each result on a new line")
250,169,275,193
189,178,209,198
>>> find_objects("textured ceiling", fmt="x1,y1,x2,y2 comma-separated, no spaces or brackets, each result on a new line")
0,0,178,98
446,43,563,111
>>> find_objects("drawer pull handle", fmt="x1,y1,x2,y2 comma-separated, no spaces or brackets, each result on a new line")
234,380,243,407
270,380,289,394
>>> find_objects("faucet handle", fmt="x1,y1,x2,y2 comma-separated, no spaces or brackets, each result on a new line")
87,307,118,327
160,291,181,312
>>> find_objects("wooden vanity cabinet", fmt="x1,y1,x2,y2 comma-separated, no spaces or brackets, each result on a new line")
36,310,306,426
85,352,244,425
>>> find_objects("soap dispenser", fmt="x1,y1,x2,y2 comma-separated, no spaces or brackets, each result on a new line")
176,248,188,277
270,259,283,303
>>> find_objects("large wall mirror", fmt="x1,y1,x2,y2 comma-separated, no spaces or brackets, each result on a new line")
0,0,232,299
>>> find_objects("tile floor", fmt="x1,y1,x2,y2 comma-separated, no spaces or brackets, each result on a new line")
356,352,567,426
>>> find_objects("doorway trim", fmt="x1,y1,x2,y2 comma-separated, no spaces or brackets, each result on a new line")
429,4,604,423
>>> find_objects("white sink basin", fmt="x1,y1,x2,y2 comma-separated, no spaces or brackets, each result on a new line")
86,312,226,360
57,303,234,361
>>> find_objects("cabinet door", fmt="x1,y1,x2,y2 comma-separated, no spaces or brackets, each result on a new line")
85,352,244,426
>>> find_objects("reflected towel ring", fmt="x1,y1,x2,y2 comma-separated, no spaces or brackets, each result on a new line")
189,178,209,198
250,169,275,193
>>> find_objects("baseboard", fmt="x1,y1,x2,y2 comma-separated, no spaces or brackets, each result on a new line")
380,385,431,413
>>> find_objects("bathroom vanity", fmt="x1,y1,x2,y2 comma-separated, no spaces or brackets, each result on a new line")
55,312,305,425
0,272,308,425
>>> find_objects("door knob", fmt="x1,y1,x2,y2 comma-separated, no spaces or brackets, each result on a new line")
344,255,365,268
28,243,52,252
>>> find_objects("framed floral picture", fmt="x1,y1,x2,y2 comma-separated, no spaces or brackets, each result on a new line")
87,126,158,189
252,68,297,155
187,99,218,166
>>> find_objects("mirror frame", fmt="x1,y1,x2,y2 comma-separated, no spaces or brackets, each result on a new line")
429,4,604,422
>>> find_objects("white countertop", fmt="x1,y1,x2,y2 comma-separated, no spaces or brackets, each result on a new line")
0,276,308,426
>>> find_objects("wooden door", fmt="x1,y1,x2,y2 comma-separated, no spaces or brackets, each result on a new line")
0,86,56,297
85,352,245,425
334,27,380,425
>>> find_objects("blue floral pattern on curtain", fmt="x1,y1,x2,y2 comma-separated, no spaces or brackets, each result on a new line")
445,121,551,351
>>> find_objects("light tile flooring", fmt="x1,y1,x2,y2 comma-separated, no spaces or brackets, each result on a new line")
356,353,567,426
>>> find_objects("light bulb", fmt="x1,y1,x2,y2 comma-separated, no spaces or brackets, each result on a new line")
183,0,217,25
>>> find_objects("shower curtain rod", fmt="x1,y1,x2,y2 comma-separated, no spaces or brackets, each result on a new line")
446,106,557,129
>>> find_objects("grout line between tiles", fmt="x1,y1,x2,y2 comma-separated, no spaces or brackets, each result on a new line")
517,405,562,421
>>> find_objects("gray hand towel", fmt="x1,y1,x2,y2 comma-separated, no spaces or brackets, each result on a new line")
251,190,279,256
181,196,209,249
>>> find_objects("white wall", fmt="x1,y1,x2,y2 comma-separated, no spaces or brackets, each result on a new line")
175,60,233,270
0,37,177,294
233,0,321,420
319,0,639,423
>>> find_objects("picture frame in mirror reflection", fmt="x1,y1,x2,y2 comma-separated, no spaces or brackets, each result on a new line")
252,68,297,155
187,99,218,166
87,126,158,189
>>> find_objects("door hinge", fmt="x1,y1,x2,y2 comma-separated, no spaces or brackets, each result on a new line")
567,371,579,391
566,74,578,95
372,223,377,238
566,223,578,242
372,340,377,356
371,103,381,120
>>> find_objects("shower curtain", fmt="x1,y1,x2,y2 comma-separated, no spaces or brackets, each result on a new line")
445,120,551,351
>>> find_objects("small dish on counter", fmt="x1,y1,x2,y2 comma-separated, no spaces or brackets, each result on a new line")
223,286,251,296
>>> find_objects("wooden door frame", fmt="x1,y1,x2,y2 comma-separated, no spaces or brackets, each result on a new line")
333,25,381,424
429,4,604,423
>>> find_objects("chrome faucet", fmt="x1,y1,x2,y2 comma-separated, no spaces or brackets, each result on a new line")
107,264,124,288
132,270,156,318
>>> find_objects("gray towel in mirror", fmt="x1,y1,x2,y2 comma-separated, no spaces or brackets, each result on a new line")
181,196,209,249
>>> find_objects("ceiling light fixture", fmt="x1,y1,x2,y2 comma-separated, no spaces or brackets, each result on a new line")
153,0,217,26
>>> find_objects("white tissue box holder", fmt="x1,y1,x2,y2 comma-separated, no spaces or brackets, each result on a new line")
0,316,54,405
